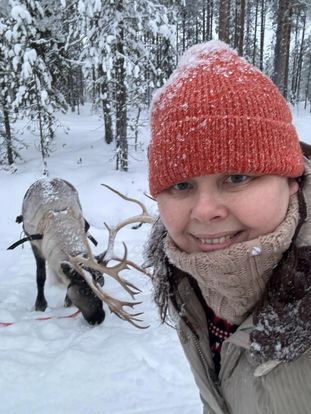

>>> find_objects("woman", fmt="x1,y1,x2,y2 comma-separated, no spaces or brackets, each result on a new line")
145,40,311,413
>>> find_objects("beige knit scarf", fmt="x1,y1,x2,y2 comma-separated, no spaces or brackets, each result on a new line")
164,196,299,325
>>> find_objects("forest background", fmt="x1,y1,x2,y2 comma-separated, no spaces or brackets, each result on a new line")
1,2,311,412
1,0,311,175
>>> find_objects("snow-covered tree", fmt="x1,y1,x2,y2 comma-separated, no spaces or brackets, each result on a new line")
58,1,85,113
0,12,15,166
78,0,175,171
5,0,68,173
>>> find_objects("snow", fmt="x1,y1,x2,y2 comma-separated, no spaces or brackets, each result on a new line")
11,5,32,24
250,246,262,257
178,40,234,68
1,103,310,414
0,106,201,414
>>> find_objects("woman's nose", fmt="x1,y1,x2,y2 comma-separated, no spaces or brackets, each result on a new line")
190,191,228,222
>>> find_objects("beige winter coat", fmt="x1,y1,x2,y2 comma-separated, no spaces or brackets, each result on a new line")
174,275,311,414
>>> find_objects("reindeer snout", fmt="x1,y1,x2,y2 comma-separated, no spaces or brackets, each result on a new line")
85,308,106,325
67,281,105,325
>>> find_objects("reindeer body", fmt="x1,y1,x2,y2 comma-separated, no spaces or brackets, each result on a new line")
21,178,105,325
23,178,86,283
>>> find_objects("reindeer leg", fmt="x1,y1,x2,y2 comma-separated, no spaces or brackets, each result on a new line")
64,293,72,307
32,245,48,312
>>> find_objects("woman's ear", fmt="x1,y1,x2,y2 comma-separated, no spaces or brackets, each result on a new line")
289,178,299,195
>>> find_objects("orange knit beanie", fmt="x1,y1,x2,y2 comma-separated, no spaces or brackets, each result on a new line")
148,40,304,197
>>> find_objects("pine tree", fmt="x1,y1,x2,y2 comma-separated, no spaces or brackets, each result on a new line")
78,0,175,171
7,0,68,173
0,13,15,166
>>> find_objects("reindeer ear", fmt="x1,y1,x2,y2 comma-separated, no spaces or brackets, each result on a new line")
61,261,76,278
95,252,107,264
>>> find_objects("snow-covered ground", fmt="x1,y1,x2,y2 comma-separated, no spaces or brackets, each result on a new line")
0,104,310,414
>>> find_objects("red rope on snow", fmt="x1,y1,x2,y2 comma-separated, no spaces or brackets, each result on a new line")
0,309,81,327
0,321,14,327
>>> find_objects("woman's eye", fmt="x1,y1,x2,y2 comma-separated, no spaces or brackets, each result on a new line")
172,182,191,191
226,175,250,184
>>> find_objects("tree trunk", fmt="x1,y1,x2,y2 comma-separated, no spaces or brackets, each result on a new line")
219,0,230,42
272,0,292,98
296,10,306,103
203,4,206,40
235,0,245,55
115,0,128,172
79,66,84,107
3,108,14,165
92,66,96,104
208,0,214,41
48,113,54,141
244,0,252,57
207,0,214,40
176,17,179,63
181,7,187,52
290,10,299,103
195,16,199,43
283,5,292,99
67,66,74,112
98,65,113,144
252,0,259,65
34,76,48,175
134,107,141,151
304,55,311,110
259,0,266,71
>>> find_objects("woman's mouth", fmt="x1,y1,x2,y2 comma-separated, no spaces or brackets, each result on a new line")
192,231,243,252
199,234,232,244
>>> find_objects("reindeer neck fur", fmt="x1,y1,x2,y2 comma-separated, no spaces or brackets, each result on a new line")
41,207,87,260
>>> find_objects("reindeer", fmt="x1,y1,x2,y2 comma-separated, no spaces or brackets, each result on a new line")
11,178,154,327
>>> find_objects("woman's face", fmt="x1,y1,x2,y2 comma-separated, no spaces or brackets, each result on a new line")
157,174,298,253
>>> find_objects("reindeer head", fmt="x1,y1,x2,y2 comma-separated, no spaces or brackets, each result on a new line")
61,261,105,325
67,184,155,329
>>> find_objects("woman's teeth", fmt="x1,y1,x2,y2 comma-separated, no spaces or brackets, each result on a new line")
199,235,232,245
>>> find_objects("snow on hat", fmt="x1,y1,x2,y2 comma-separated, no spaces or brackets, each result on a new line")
148,40,304,197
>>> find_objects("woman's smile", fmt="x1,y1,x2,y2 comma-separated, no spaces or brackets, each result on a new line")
191,231,245,252
157,174,298,253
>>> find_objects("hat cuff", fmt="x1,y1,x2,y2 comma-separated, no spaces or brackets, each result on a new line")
149,116,304,196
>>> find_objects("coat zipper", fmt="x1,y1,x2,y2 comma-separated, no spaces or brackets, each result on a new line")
192,332,220,386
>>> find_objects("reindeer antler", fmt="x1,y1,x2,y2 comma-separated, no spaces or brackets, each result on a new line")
67,186,155,328
68,252,147,329
100,184,155,261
